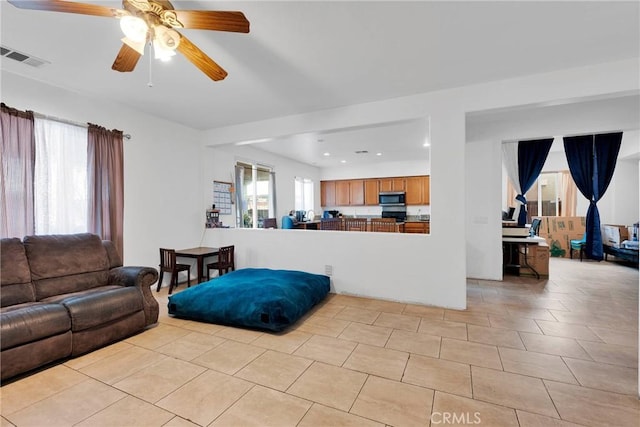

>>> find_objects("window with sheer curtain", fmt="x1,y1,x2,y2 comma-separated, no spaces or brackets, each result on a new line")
294,177,314,212
506,170,577,222
1,104,124,254
34,118,89,234
235,162,276,228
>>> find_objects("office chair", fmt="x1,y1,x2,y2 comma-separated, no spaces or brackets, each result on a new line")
207,245,235,280
158,248,191,295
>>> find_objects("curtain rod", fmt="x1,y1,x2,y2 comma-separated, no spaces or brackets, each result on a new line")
33,112,132,140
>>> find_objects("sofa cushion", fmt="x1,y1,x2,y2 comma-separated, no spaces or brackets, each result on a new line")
24,233,110,300
0,238,36,307
0,302,71,350
52,287,144,331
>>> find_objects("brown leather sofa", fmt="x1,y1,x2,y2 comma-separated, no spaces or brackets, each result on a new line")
1,233,159,381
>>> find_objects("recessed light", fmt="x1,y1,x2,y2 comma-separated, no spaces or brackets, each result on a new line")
423,142,430,147
323,152,330,156
376,152,382,156
340,160,347,163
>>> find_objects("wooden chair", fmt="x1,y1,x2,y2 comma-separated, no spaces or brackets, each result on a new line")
370,218,397,232
320,218,343,230
263,218,277,229
157,248,191,295
343,217,368,232
207,245,235,280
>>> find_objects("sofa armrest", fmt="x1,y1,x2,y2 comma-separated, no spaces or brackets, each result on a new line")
108,266,159,326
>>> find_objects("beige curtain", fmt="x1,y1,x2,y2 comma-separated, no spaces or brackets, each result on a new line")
560,170,577,217
0,103,35,238
87,124,124,257
506,178,516,211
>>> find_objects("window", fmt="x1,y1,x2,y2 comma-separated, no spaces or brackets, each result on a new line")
34,118,89,234
235,162,276,228
294,177,314,212
507,171,577,223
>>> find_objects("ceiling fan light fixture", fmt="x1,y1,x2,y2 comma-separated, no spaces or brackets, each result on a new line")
154,25,180,51
120,15,148,43
153,43,176,61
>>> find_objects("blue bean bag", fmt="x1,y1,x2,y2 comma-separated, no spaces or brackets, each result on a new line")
167,268,330,331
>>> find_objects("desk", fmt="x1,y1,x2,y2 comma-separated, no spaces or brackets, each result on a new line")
502,236,546,279
175,247,219,283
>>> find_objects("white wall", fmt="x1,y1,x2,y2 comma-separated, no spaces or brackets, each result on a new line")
200,59,639,306
201,98,468,308
322,159,430,180
466,140,504,280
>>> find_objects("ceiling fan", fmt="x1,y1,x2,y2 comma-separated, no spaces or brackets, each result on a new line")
7,0,250,81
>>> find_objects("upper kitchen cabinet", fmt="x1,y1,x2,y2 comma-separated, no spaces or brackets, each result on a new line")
335,180,351,205
406,175,430,205
379,178,406,192
349,180,365,205
322,175,430,207
364,179,379,205
321,181,336,207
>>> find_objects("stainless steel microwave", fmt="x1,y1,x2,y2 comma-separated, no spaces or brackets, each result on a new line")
378,191,406,206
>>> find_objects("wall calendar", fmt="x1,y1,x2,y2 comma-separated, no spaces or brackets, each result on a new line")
213,181,233,215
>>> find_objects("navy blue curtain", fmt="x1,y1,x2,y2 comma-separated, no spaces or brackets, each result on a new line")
563,132,622,260
516,138,554,225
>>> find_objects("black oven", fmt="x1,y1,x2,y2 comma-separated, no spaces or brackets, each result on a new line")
381,206,407,222
378,191,405,206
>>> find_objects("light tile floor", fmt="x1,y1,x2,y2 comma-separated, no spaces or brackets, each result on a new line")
1,258,638,426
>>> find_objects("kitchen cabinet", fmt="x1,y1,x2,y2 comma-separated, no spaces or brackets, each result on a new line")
405,177,423,205
321,175,429,207
320,181,336,207
335,180,351,205
349,180,365,205
422,175,430,205
405,175,430,205
379,178,405,192
404,221,430,234
364,179,379,205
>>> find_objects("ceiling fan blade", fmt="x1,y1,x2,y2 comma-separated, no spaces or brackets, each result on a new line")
177,34,228,81
7,0,118,17
171,10,250,33
112,43,142,72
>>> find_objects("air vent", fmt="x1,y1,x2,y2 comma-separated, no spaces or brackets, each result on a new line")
1,45,50,68
355,150,369,154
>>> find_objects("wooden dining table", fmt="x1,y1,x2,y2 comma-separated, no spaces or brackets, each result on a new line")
175,246,219,283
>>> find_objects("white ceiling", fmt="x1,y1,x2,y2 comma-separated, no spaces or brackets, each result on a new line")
2,1,639,166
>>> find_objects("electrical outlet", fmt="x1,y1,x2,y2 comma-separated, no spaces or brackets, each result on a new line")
324,265,333,276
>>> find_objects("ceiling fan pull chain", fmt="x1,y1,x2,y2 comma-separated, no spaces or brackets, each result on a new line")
147,42,153,88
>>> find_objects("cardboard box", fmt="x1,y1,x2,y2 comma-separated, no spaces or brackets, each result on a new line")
538,216,586,258
602,224,630,248
520,242,549,277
